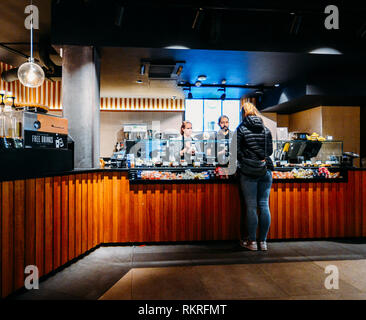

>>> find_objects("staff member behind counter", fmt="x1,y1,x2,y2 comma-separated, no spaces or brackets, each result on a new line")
205,115,233,165
216,115,233,165
174,120,202,164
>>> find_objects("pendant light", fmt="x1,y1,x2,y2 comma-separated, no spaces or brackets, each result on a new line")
17,1,45,88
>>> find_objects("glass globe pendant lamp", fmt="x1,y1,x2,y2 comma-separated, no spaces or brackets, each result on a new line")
17,4,45,88
18,58,45,88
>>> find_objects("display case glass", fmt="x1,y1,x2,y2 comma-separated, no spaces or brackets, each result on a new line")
110,132,234,168
272,140,343,166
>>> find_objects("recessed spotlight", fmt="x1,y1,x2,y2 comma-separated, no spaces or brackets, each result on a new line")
136,80,143,84
164,45,190,50
197,75,207,81
195,81,202,87
309,47,342,55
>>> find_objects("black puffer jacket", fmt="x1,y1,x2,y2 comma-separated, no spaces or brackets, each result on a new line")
236,116,274,171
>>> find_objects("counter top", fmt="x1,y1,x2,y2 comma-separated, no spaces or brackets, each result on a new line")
1,166,365,182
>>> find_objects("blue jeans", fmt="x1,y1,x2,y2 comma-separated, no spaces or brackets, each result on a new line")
239,170,273,242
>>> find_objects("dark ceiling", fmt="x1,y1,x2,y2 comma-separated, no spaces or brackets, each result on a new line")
2,0,366,112
51,0,366,53
123,47,366,101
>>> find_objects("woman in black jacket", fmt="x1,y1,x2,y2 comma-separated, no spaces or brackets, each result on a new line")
236,102,274,251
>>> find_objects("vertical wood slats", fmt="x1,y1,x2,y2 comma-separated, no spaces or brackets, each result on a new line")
1,170,366,298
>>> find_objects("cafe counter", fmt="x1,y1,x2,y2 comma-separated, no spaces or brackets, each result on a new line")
1,167,366,298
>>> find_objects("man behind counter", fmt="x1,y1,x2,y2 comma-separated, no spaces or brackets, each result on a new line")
216,115,233,165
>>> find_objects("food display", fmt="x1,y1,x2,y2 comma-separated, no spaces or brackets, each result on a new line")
137,169,214,181
272,168,342,180
306,132,326,141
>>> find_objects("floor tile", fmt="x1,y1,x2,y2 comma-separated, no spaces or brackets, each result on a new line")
286,241,363,261
131,266,211,300
9,240,366,300
192,264,289,299
258,261,362,297
98,271,132,300
313,259,366,293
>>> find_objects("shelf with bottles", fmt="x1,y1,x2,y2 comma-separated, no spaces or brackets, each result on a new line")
0,91,23,150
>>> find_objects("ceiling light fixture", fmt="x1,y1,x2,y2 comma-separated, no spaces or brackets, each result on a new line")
136,80,143,84
192,8,204,30
17,1,45,88
178,83,275,90
309,47,342,55
164,45,190,50
220,87,226,100
221,79,227,84
197,75,207,81
188,87,193,99
274,83,280,87
289,13,302,35
195,80,202,87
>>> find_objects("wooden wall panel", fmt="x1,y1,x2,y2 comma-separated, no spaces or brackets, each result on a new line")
44,177,54,275
2,181,14,297
103,173,112,243
362,172,366,236
2,170,366,298
92,173,99,248
75,175,82,258
61,176,68,265
87,174,93,251
25,179,36,269
0,181,1,298
112,173,120,243
119,174,128,242
81,174,88,252
35,178,45,277
53,177,61,269
196,184,203,240
68,175,75,261
98,173,104,244
14,180,25,290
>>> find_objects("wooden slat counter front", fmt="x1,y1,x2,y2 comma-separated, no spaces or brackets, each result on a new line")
1,169,366,298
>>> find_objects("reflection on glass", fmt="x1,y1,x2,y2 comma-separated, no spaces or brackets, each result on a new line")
223,100,240,130
204,100,221,131
185,99,203,131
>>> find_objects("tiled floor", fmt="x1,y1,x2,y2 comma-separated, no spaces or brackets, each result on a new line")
8,240,366,300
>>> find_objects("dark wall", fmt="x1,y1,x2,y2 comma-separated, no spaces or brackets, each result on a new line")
361,106,366,166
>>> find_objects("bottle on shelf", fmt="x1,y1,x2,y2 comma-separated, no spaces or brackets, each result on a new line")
2,92,16,148
0,91,6,150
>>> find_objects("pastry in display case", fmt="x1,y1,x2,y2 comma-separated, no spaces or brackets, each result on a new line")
273,138,343,167
272,136,345,180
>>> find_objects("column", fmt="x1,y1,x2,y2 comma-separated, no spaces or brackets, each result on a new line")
61,46,100,168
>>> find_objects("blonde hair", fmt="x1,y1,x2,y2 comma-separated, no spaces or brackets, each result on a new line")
180,121,192,135
242,102,260,117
